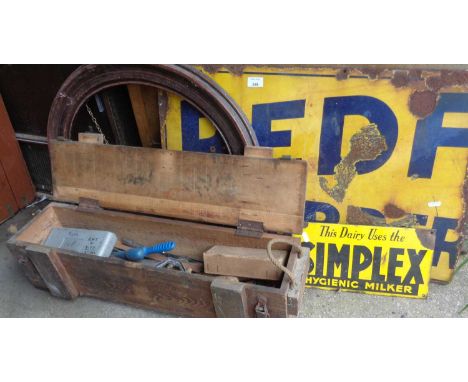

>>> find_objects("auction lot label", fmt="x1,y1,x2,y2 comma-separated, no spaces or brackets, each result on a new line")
306,223,435,298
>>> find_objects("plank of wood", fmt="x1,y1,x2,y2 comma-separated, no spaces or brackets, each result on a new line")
244,146,273,158
78,132,104,144
6,244,47,289
157,90,168,149
12,204,60,244
0,162,18,221
284,248,310,317
211,277,249,317
25,245,78,299
50,140,307,234
58,251,217,317
243,283,288,317
59,248,290,317
204,245,288,280
127,85,161,147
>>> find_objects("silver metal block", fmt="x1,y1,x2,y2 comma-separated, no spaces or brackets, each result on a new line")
44,228,117,257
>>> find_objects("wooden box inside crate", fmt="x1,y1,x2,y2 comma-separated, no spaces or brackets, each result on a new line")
7,139,310,317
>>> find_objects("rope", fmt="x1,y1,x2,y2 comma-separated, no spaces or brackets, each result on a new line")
266,239,303,287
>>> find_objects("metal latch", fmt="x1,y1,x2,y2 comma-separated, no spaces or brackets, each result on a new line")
235,219,264,238
255,296,270,318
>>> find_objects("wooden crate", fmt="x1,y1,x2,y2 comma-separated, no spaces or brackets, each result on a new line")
7,138,309,317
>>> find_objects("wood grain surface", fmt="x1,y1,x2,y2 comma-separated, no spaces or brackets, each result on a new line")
50,140,307,234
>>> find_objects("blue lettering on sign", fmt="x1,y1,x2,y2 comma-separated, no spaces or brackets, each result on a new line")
304,201,340,223
431,217,460,269
408,93,468,178
251,100,306,147
181,101,225,153
318,96,398,175
414,214,429,226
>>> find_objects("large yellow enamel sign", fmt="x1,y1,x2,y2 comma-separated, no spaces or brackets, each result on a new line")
305,223,435,298
164,66,468,283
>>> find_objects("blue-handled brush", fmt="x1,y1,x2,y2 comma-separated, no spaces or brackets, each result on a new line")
114,241,176,261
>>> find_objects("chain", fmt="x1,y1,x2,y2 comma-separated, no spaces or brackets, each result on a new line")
85,103,109,144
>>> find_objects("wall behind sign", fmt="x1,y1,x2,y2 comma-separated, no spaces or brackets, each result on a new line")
165,66,467,283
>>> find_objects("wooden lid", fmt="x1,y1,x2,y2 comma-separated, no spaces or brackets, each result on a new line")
50,140,307,234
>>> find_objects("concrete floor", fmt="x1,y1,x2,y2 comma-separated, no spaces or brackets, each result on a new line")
0,201,466,318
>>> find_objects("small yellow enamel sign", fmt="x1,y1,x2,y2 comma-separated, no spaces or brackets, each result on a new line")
305,223,435,298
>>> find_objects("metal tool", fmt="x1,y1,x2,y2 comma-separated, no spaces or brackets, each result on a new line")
155,257,186,272
119,238,202,264
113,241,176,261
159,252,203,264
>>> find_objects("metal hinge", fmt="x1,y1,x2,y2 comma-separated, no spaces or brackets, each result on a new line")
77,197,102,211
235,219,264,238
